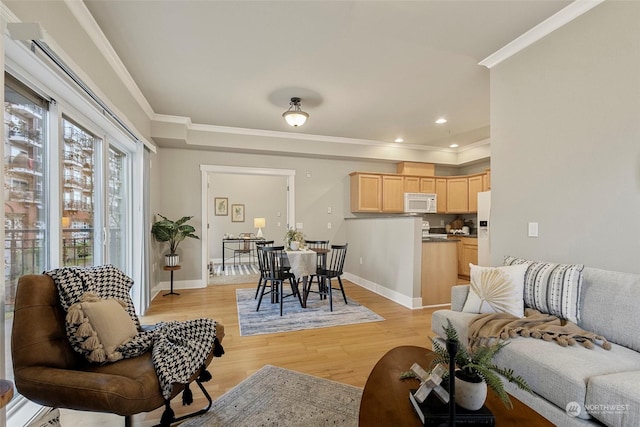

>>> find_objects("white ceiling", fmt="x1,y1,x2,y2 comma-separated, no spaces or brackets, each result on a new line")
82,0,571,150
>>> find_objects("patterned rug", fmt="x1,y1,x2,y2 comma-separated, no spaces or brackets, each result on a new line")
236,288,384,336
179,365,362,427
208,264,260,285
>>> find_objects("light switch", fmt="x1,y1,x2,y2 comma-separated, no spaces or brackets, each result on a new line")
296,222,303,229
327,206,332,214
528,222,539,237
327,222,332,229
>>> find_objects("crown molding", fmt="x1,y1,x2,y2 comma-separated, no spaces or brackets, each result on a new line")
63,0,155,119
479,0,605,69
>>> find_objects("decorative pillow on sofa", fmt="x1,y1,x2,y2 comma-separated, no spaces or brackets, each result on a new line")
462,263,528,317
66,292,139,363
504,256,584,324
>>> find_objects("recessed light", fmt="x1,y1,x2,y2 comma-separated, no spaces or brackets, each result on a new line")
435,118,447,124
449,143,459,148
394,138,404,143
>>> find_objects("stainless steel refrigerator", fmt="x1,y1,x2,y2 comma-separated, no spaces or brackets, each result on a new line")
477,191,491,266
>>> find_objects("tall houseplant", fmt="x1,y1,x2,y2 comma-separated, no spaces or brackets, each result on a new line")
151,214,200,266
431,319,530,410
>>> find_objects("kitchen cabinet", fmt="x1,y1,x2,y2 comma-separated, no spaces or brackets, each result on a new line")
404,176,420,193
468,174,484,213
421,240,458,306
350,173,382,212
448,236,478,279
446,178,469,213
483,170,491,190
435,178,447,213
420,178,436,193
382,175,404,212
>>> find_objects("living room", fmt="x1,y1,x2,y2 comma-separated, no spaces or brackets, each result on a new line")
2,1,639,426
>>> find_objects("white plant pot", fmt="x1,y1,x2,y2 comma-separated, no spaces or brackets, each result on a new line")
165,254,179,267
289,241,300,251
455,374,488,411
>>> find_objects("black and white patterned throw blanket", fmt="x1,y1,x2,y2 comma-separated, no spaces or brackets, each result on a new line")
46,265,223,400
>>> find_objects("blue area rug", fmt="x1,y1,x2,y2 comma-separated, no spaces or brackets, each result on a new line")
236,287,384,336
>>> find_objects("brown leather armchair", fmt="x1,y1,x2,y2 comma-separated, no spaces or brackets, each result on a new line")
11,274,224,426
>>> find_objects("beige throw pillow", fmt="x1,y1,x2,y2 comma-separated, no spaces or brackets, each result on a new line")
462,263,528,317
66,293,138,362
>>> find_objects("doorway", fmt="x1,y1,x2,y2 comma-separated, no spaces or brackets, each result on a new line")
200,165,296,284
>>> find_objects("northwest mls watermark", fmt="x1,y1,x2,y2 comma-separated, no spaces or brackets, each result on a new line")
566,401,630,417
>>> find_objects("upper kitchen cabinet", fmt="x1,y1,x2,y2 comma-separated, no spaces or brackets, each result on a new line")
381,175,405,212
446,177,469,213
467,174,484,213
435,178,447,213
350,172,382,212
483,169,491,191
420,177,436,193
404,176,420,193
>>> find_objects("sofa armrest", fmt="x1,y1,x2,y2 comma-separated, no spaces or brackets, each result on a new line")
451,285,470,312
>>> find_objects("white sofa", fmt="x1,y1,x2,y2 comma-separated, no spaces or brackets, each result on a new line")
431,265,640,426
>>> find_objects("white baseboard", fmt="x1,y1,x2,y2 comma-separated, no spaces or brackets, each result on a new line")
343,272,423,309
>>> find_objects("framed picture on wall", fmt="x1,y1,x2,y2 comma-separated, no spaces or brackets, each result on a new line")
231,204,245,222
214,197,228,216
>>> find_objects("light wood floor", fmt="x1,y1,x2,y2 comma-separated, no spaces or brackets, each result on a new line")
133,279,440,426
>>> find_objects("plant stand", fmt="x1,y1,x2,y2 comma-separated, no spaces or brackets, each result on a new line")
163,265,181,296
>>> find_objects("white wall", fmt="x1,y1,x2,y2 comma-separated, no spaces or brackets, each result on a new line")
490,1,640,272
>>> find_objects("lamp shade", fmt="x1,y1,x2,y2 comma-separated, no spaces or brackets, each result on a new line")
283,110,309,127
253,218,266,228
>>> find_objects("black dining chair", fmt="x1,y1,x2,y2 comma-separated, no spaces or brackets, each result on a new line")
254,240,274,299
304,240,330,297
233,232,255,265
256,246,303,316
304,243,348,311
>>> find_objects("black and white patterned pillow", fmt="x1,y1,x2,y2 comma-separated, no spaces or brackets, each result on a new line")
504,256,584,324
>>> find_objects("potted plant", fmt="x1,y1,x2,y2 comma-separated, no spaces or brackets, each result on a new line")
430,319,530,410
284,228,305,250
151,214,200,266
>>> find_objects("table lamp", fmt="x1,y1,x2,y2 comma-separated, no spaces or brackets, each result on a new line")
254,217,266,238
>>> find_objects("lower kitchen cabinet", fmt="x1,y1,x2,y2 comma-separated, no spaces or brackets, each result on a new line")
448,236,478,279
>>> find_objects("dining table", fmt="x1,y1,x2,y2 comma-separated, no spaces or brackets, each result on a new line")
284,248,317,307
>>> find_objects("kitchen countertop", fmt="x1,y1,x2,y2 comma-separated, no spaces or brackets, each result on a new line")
422,237,457,242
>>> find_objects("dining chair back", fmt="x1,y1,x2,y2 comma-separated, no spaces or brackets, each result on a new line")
304,239,330,269
256,246,303,316
304,243,349,312
233,232,255,265
254,240,274,299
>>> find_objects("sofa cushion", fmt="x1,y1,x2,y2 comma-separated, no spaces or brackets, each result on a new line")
504,256,584,324
431,309,481,347
580,267,640,352
586,370,640,426
491,337,640,420
463,263,528,317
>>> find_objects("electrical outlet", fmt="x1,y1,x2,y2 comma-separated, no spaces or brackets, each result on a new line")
359,257,363,265
306,171,312,178
277,222,281,227
296,222,303,229
327,206,332,214
327,222,331,229
528,222,539,237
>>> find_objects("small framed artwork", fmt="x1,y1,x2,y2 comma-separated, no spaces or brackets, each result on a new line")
231,204,245,222
214,197,228,216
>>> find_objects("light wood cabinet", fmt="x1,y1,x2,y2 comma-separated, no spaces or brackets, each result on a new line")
446,177,469,213
381,175,405,212
421,241,458,306
468,174,484,213
420,178,436,193
350,173,382,212
483,170,491,191
404,176,420,193
435,178,447,213
448,236,478,279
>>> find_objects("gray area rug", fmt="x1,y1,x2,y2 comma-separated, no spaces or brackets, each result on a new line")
209,263,260,285
179,365,362,427
236,288,384,336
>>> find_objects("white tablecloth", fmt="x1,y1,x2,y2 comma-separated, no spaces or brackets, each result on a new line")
285,249,317,279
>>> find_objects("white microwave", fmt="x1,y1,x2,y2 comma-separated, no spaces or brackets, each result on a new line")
404,192,437,213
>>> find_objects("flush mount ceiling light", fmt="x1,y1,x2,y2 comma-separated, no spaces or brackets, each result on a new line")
394,138,404,143
435,118,448,124
449,143,459,148
282,97,309,127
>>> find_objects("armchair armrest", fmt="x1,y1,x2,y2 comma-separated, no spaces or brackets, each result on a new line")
451,285,470,312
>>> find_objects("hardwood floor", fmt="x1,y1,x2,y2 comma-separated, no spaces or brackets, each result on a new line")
133,279,439,425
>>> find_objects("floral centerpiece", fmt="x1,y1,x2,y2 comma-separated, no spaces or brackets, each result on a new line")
284,228,305,250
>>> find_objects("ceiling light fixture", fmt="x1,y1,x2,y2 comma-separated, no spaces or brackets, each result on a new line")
435,118,448,124
449,143,459,148
282,97,309,127
394,138,404,143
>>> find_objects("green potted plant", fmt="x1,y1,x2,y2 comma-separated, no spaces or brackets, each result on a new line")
284,228,305,250
430,319,531,410
151,214,200,266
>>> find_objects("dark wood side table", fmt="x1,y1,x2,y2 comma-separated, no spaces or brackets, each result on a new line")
0,380,14,409
359,346,553,426
163,265,181,296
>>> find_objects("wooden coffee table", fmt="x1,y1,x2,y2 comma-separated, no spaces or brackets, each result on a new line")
359,346,553,426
